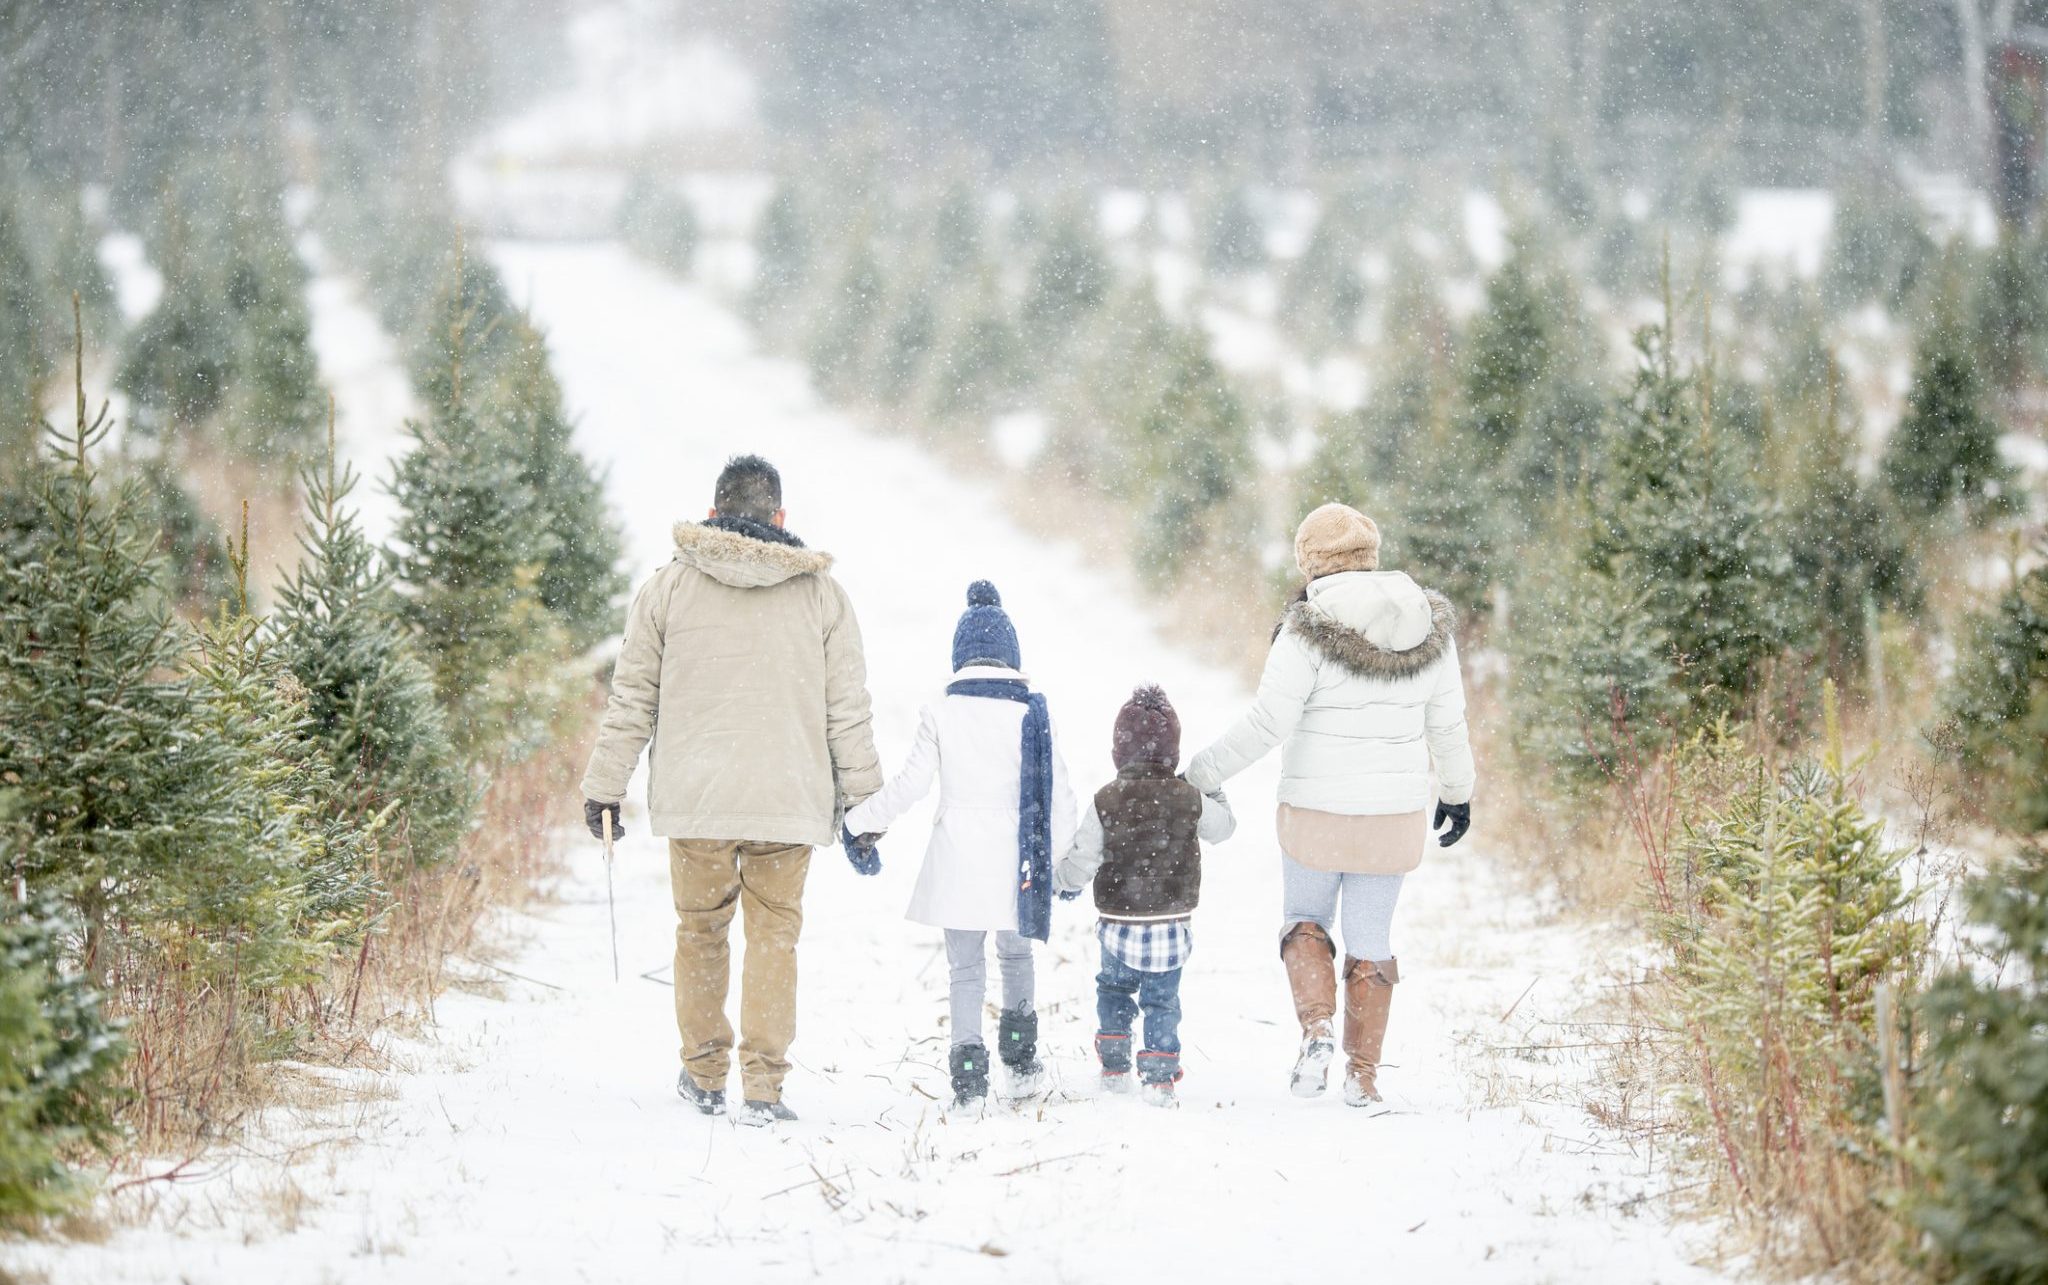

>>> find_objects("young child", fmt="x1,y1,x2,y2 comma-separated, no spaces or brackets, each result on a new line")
1054,686,1235,1106
843,581,1076,1108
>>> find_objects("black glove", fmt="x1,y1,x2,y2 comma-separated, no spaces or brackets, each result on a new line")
1056,887,1084,903
841,827,882,877
1433,800,1470,848
584,799,623,842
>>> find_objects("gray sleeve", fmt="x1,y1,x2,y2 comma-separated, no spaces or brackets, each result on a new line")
1197,788,1237,843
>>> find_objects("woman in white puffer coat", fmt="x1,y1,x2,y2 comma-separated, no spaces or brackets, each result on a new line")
1184,503,1474,1108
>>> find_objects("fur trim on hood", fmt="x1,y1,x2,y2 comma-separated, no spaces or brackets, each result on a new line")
1281,579,1457,681
672,516,833,588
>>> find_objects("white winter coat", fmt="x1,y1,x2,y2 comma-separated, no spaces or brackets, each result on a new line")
843,665,1078,932
1185,571,1475,816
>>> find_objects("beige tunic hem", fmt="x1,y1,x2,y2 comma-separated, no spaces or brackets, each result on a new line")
1275,804,1427,875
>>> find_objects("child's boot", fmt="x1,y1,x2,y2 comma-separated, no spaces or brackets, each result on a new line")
1094,1032,1134,1093
1341,956,1397,1107
997,1007,1046,1098
949,1041,990,1108
1137,1051,1182,1108
1282,921,1338,1098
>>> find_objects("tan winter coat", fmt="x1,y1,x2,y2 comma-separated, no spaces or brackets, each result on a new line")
580,518,883,848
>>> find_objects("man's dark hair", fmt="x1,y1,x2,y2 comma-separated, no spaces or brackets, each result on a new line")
714,454,782,522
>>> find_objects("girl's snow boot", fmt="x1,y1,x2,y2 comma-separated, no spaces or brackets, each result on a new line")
950,1041,990,1107
1341,956,1398,1107
997,1007,1045,1097
1137,1051,1182,1108
735,1098,798,1127
1282,921,1338,1097
1095,1031,1134,1093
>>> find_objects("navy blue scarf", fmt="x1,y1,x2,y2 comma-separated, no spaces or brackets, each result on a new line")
947,676,1055,942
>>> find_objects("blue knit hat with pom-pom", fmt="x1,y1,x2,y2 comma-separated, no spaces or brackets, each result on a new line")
952,580,1021,671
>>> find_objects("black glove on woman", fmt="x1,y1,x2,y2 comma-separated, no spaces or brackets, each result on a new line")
1433,800,1471,847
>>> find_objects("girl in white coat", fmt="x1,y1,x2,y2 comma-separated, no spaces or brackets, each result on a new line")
844,582,1076,1107
1185,504,1475,1108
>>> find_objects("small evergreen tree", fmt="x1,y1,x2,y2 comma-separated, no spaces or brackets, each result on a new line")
387,368,560,762
1971,235,2047,393
1938,548,2048,833
1882,317,2012,525
219,217,325,463
1822,176,1933,310
617,173,699,276
1020,207,1110,351
115,234,233,446
1281,205,1367,354
926,275,1021,424
0,890,127,1219
1591,325,1804,719
0,208,44,459
1913,840,2048,1282
1205,188,1266,275
750,184,814,325
1126,332,1251,583
807,244,887,399
273,424,472,867
876,275,939,407
130,455,233,614
489,321,626,653
1461,239,1603,508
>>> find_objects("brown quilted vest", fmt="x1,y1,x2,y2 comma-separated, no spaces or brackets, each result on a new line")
1092,763,1204,920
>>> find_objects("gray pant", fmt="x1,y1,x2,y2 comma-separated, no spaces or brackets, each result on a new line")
1280,855,1404,961
944,928,1034,1047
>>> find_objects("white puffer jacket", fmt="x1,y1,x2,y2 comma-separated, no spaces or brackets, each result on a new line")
1184,571,1474,815
844,666,1078,932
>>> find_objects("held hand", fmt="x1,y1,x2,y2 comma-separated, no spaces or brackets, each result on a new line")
1433,800,1471,848
584,799,623,842
841,827,883,877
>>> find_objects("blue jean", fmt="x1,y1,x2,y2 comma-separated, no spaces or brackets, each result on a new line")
1096,952,1183,1056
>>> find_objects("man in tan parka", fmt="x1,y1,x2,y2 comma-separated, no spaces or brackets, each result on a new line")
581,455,881,1126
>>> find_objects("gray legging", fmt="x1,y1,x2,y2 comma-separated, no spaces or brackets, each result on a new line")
1280,855,1404,961
943,928,1034,1047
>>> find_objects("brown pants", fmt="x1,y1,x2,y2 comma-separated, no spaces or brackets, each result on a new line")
668,838,811,1103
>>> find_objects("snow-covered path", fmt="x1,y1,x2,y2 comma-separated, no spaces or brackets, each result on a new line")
8,244,1719,1284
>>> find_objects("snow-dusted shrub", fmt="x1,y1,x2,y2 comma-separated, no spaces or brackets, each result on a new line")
1912,840,2048,1283
1634,707,1925,1274
1936,548,2048,834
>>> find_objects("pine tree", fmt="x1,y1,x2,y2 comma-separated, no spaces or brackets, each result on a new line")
1590,324,1805,719
181,512,377,986
1205,188,1266,275
488,321,626,654
617,173,699,276
1461,239,1603,508
926,275,1020,425
0,889,127,1219
1914,840,2048,1281
1882,317,2012,525
387,362,560,763
1938,547,2048,832
807,244,887,399
1282,205,1367,354
1971,235,2046,393
273,422,472,867
750,184,814,325
876,275,939,407
219,211,325,464
0,207,44,461
931,180,983,272
116,220,233,447
1020,207,1110,351
0,351,232,978
1127,331,1251,583
130,454,233,614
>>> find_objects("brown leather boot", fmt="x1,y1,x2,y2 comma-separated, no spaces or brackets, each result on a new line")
1281,922,1338,1097
1341,956,1398,1107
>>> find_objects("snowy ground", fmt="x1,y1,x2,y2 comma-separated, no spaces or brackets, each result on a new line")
5,244,1724,1284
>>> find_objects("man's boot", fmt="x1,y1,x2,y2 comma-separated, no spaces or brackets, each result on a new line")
949,1041,990,1108
1281,922,1338,1097
1341,956,1398,1107
997,1007,1045,1098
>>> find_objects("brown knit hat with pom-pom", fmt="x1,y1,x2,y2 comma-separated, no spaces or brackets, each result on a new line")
1113,685,1181,771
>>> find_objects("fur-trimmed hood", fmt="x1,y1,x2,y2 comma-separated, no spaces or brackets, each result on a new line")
671,515,834,589
1283,571,1456,681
